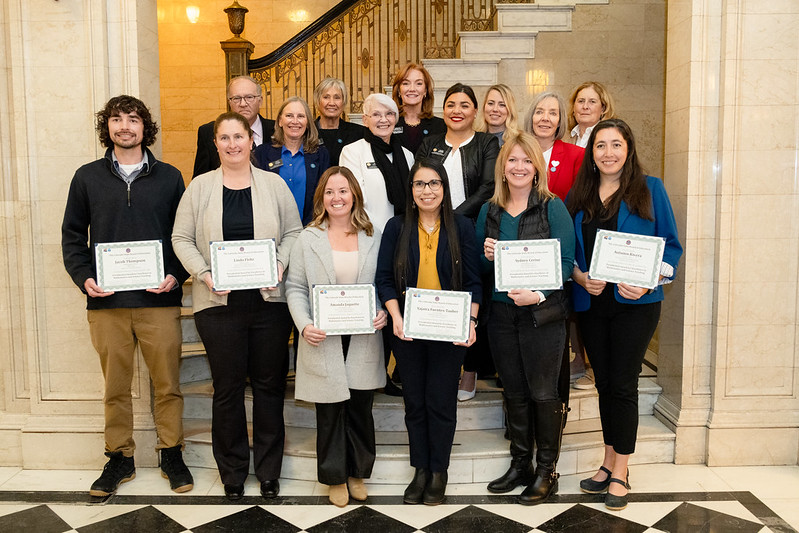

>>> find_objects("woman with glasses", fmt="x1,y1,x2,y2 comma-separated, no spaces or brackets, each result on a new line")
313,77,365,166
375,158,482,505
254,96,330,225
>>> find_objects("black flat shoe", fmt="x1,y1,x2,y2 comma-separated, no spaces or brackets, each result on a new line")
423,471,447,506
579,466,612,494
403,468,429,504
605,476,631,511
383,378,403,397
224,484,244,501
260,479,280,499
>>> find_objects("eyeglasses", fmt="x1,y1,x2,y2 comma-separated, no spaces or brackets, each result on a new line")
411,179,443,192
229,95,260,105
368,111,397,120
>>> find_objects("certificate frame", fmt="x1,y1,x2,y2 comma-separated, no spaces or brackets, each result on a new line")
588,229,665,289
209,239,278,291
312,283,377,335
494,238,563,292
402,288,472,343
95,240,164,292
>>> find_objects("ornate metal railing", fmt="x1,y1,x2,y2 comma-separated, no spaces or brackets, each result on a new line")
220,0,508,117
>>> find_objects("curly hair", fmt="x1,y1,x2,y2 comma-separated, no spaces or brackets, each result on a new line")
95,95,158,148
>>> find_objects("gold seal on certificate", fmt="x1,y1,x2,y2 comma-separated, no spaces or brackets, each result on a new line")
312,284,377,335
494,239,563,292
588,229,665,289
209,239,278,291
95,240,165,292
402,288,472,343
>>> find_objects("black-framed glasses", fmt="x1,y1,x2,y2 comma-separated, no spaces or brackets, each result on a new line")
411,179,443,192
229,95,260,105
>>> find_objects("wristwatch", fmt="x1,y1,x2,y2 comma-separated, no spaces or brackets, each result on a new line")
469,315,478,325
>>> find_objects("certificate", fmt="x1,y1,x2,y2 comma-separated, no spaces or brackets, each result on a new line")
588,230,665,289
402,288,472,343
312,284,377,335
209,239,278,291
494,239,563,292
95,240,164,292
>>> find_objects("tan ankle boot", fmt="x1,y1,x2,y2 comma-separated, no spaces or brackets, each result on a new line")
328,483,349,507
347,477,368,501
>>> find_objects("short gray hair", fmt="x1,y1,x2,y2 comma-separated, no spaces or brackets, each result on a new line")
525,91,568,141
227,75,262,97
313,77,348,117
363,93,398,116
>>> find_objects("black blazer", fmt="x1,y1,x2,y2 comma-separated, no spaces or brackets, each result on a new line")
416,132,499,220
375,214,482,309
192,115,275,178
252,143,331,225
315,118,365,166
394,115,447,154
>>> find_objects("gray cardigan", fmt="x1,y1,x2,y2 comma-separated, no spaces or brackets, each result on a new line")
286,225,386,403
172,165,302,313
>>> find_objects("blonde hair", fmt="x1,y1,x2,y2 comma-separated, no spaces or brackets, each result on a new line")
479,84,520,144
313,77,348,120
567,81,616,132
308,166,374,236
490,132,555,209
272,96,321,152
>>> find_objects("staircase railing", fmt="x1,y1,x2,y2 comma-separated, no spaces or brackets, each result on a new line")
221,0,515,117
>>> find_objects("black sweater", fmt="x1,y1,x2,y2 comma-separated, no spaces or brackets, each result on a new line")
61,148,188,309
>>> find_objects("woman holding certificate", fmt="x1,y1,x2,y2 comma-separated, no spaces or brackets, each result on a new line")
172,112,303,501
476,132,575,505
567,119,681,511
375,158,482,506
286,166,388,507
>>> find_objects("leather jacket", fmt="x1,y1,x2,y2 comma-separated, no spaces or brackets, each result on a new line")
416,131,500,219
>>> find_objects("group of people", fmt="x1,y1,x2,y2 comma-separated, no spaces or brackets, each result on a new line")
61,62,681,513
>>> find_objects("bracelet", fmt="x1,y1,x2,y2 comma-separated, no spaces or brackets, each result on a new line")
469,315,478,325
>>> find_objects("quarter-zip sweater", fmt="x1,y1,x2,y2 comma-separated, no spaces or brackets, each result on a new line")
62,147,188,310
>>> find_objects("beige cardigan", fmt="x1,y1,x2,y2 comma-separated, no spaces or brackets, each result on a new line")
172,165,303,313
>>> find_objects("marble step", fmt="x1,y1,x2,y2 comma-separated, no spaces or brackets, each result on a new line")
180,307,200,344
458,31,538,61
182,414,674,483
495,4,574,34
180,377,662,430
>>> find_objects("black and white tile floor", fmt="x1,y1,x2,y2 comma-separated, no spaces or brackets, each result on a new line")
0,465,797,532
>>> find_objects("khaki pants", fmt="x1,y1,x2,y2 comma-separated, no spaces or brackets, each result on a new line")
88,307,184,457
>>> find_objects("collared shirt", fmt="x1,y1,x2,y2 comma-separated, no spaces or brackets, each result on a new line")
570,124,595,148
111,151,149,183
251,118,264,147
278,145,307,219
443,134,474,209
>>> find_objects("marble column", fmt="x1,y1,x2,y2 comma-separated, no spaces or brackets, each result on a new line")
657,0,799,465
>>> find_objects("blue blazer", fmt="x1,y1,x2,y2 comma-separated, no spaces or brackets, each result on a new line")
375,214,482,308
253,143,330,225
573,175,682,311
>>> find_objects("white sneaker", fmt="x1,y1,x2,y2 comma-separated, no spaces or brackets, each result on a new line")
573,368,595,390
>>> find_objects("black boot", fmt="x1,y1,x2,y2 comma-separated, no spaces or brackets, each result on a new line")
518,400,566,505
423,471,448,505
160,445,194,493
90,451,135,497
488,397,533,493
403,467,429,504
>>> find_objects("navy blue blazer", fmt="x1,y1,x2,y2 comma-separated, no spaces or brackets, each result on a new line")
573,175,682,311
376,214,482,309
253,143,330,225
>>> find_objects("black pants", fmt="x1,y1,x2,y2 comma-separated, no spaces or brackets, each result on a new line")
315,389,376,485
391,337,465,472
194,291,293,485
578,300,660,455
487,301,565,402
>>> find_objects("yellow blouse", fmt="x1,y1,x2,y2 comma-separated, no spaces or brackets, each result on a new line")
416,219,442,290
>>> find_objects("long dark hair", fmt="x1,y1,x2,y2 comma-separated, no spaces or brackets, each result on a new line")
566,118,652,222
393,158,463,294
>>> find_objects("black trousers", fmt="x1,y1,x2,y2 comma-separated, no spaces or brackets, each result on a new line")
487,301,566,403
391,337,465,472
315,389,376,485
194,291,293,485
578,300,661,455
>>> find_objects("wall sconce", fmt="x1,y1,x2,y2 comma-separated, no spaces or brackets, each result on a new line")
289,10,310,23
186,6,201,24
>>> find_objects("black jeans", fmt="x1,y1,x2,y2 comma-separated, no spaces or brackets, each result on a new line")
194,292,293,484
315,389,376,485
578,300,661,455
391,337,465,472
487,301,566,403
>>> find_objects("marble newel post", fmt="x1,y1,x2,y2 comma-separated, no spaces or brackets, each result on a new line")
0,0,164,468
656,0,799,465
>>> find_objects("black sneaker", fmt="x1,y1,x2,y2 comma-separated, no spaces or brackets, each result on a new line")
160,445,194,493
89,452,135,497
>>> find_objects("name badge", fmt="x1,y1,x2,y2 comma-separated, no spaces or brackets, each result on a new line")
393,126,403,134
268,159,284,170
430,147,447,158
366,162,378,169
